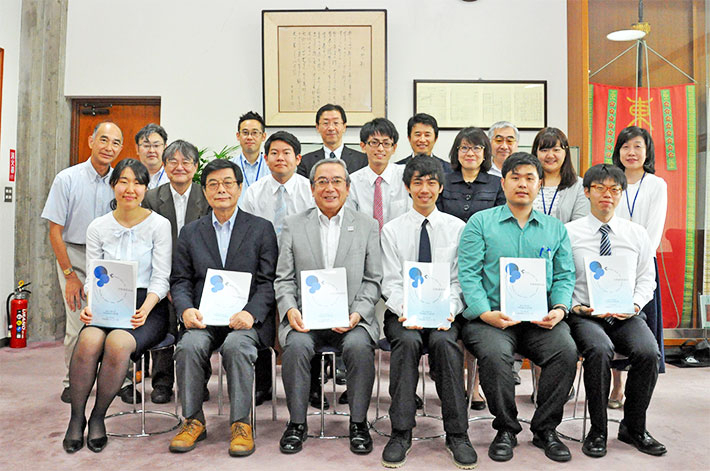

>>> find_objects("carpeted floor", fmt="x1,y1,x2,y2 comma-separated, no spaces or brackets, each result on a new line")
1,341,708,471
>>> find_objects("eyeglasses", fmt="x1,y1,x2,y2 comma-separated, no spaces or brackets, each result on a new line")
239,130,263,138
165,157,195,169
458,145,485,154
492,136,517,145
205,179,238,191
139,142,165,150
589,183,623,196
314,177,347,188
366,140,394,149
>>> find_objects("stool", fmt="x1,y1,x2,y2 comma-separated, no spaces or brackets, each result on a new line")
106,334,182,438
307,346,349,439
370,338,445,441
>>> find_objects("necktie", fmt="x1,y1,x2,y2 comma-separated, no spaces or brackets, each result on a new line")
373,176,384,231
330,151,336,159
418,219,432,263
273,185,287,234
599,224,615,325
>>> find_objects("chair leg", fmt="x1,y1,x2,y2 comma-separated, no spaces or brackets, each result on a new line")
218,352,224,415
420,354,427,415
375,348,382,418
141,355,146,435
320,353,326,437
270,347,277,421
251,363,256,439
531,361,538,406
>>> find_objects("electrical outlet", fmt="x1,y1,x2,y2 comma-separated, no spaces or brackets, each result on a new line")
4,187,12,203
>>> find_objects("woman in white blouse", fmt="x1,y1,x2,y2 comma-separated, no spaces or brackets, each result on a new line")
609,126,667,407
531,127,589,223
63,159,172,454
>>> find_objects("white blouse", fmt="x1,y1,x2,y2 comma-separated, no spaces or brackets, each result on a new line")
85,211,172,299
614,172,667,251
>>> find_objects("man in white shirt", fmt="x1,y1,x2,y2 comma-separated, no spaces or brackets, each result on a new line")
135,123,169,189
487,121,519,178
347,118,411,230
231,111,270,188
565,164,665,458
380,155,476,469
396,113,453,174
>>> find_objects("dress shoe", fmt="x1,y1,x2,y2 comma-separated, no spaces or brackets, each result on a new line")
470,399,486,411
229,421,255,457
279,422,307,454
445,433,478,469
338,390,348,405
582,429,607,458
61,386,71,404
488,430,517,462
618,421,667,456
254,388,272,407
532,429,571,462
87,435,108,453
335,367,347,385
381,429,412,468
151,386,173,404
117,384,142,404
309,389,329,409
607,399,623,409
169,418,207,453
62,419,86,453
349,421,373,454
415,394,423,410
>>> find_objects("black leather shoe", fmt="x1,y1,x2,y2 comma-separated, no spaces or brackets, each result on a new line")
87,435,108,453
618,422,667,456
349,421,373,454
254,388,272,407
117,385,142,404
582,429,607,458
309,389,329,410
415,394,423,410
61,387,71,404
338,390,348,405
62,419,86,454
279,422,307,454
151,386,173,404
445,433,478,469
382,429,412,468
488,430,517,462
532,429,571,462
470,399,486,411
335,367,347,385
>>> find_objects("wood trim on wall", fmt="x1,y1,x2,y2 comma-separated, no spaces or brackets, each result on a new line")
0,48,4,150
567,0,590,173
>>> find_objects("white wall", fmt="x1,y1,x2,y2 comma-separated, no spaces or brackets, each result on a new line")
65,0,568,158
0,0,21,340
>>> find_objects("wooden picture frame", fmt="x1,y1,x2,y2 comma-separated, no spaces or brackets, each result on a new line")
413,80,547,130
700,294,710,329
262,9,387,127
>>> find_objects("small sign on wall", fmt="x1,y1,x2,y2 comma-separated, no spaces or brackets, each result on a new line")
9,149,15,182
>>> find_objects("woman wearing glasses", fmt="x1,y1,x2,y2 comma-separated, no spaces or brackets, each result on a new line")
63,158,171,454
531,127,589,223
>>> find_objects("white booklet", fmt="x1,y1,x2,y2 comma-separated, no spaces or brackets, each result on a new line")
88,259,137,329
301,267,349,330
198,269,252,326
500,257,548,322
584,255,635,315
403,261,451,328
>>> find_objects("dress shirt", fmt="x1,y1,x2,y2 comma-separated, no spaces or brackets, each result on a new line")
382,208,465,317
317,207,344,269
347,163,411,225
169,184,192,234
41,159,114,244
458,204,575,319
148,167,169,190
489,162,502,178
614,173,667,250
565,214,655,309
84,211,172,299
238,173,314,223
323,144,344,159
212,208,238,266
231,152,271,189
532,177,589,223
437,170,505,222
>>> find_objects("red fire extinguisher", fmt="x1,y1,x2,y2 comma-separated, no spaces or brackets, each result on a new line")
6,281,31,348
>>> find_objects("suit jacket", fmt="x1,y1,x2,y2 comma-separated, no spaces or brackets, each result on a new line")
171,210,278,347
142,182,210,250
396,153,454,174
274,207,382,345
296,146,368,178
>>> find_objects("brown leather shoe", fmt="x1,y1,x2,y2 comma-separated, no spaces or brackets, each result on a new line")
169,418,206,453
229,421,255,457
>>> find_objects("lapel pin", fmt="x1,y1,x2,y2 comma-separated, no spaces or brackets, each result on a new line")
347,226,354,232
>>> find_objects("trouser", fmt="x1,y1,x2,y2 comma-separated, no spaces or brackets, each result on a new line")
282,326,375,424
384,311,468,434
56,243,87,389
567,314,659,434
175,326,260,424
461,319,577,435
151,301,178,390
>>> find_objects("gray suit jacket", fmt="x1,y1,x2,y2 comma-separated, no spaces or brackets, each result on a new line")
274,206,382,345
142,182,210,249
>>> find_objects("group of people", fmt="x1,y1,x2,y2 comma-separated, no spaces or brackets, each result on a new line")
43,103,668,468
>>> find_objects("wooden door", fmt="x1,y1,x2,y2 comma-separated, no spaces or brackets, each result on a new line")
70,98,161,166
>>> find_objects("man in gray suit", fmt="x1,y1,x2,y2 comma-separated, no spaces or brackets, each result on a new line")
142,140,210,404
276,159,382,455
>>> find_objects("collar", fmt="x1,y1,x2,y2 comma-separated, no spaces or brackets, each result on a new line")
497,204,542,225
586,213,620,234
407,207,442,228
212,206,238,230
322,144,344,159
451,170,492,184
238,152,264,167
362,162,396,185
169,183,192,202
83,158,112,182
317,206,345,227
268,173,299,194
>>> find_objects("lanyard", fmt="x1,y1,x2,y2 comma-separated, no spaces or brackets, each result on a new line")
155,167,165,184
625,171,646,219
240,155,263,187
540,187,559,216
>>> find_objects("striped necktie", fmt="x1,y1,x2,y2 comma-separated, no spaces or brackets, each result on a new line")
273,184,287,234
373,176,384,231
599,224,615,325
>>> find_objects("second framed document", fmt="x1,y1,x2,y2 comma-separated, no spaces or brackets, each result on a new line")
88,259,137,329
584,255,635,315
199,269,252,326
301,267,350,330
500,257,547,322
403,262,451,329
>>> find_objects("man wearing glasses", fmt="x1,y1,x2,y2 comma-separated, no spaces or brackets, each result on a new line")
232,111,270,189
487,121,519,178
565,164,665,458
142,140,210,404
135,123,169,189
347,118,411,230
170,159,278,456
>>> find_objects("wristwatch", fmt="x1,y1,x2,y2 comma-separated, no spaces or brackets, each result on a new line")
554,304,569,318
63,266,74,277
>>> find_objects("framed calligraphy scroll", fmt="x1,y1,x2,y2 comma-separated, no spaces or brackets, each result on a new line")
262,10,387,127
414,80,547,130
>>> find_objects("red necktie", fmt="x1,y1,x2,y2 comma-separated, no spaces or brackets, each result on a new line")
373,176,383,231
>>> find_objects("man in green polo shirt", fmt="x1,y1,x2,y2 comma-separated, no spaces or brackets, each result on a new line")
458,152,577,464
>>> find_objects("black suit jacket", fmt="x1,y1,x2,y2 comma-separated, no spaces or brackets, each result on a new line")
396,153,454,174
170,210,278,347
296,146,368,178
142,182,210,250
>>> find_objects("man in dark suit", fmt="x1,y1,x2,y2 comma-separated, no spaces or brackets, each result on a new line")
169,159,278,457
296,103,368,178
142,140,210,404
396,113,453,174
